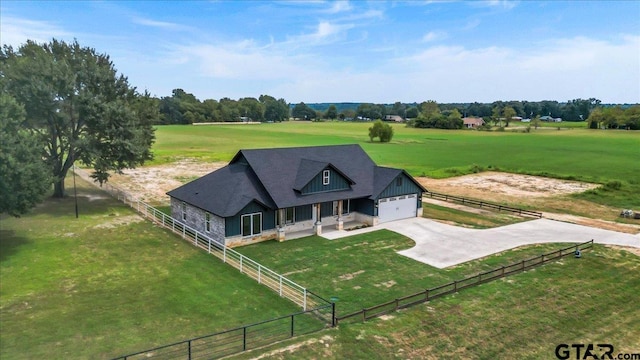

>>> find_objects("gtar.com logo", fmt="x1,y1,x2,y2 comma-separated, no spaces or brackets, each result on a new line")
555,344,614,360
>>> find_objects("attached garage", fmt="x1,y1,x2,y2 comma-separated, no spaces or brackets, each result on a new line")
377,194,418,223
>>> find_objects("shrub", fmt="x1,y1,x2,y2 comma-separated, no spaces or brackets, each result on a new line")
604,180,622,190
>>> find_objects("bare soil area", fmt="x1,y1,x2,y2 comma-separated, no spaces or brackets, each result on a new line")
107,159,225,204
418,172,598,198
101,161,638,234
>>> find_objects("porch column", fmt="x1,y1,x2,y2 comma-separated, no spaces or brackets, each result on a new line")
277,208,286,241
314,203,322,235
336,199,344,230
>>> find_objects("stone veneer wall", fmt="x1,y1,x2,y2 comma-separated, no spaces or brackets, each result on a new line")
170,198,225,244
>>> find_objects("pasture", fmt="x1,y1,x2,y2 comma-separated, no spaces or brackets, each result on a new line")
231,244,640,359
0,177,309,359
152,122,640,209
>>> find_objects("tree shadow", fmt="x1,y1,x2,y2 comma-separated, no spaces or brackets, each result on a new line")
0,229,30,263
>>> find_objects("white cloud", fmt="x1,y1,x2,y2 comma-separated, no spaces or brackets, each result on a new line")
285,21,355,46
422,31,445,42
325,1,352,14
131,16,189,31
0,16,72,47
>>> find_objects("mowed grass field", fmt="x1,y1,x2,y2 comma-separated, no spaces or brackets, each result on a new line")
0,177,311,359
152,122,640,208
231,245,640,359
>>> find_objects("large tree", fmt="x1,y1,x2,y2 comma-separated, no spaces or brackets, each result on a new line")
1,39,155,198
0,94,52,216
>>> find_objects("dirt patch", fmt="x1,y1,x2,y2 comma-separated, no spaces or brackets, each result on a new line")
605,245,640,257
374,280,397,288
338,270,365,281
107,159,225,204
419,172,598,198
282,268,311,276
93,215,144,229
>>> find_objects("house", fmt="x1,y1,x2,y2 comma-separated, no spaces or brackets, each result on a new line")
384,115,404,122
167,144,426,247
463,117,485,128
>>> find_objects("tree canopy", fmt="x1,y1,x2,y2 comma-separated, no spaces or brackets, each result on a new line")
1,39,156,198
0,93,52,216
368,120,394,142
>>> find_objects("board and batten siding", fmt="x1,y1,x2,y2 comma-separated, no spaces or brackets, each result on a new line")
377,173,423,200
300,168,350,194
294,204,313,221
224,201,276,237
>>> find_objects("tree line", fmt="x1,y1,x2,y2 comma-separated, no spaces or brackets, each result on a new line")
1,38,638,217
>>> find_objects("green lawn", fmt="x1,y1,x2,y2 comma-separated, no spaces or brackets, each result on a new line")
231,245,640,359
236,230,596,317
0,178,310,359
152,122,640,208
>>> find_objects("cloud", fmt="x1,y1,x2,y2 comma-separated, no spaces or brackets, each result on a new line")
325,1,352,14
422,31,445,42
285,21,355,46
131,16,189,31
0,16,72,47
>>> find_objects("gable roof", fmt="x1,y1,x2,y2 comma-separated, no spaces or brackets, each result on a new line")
168,144,427,215
166,162,275,217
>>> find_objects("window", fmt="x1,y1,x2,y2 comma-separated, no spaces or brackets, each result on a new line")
181,202,187,221
285,207,295,224
396,177,403,187
322,170,330,185
205,212,211,232
241,212,262,237
332,200,350,216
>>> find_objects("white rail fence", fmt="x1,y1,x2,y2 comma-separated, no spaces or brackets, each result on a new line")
78,170,319,311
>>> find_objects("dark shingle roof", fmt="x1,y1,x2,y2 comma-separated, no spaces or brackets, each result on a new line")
167,144,426,216
166,163,275,217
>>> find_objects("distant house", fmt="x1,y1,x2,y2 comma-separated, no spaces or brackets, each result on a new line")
167,144,426,247
463,117,485,128
540,116,562,122
384,115,404,122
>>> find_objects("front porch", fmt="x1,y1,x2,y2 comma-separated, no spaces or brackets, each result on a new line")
284,220,370,240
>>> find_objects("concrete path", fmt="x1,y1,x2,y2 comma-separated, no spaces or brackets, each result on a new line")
321,218,640,269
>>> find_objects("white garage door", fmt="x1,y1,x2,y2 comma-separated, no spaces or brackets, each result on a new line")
378,194,417,223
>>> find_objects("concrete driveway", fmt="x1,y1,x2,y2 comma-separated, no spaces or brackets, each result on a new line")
322,218,640,268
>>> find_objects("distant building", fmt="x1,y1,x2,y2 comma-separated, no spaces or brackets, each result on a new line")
463,117,485,128
384,115,404,122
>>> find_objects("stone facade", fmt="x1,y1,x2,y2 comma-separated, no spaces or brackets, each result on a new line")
170,198,225,244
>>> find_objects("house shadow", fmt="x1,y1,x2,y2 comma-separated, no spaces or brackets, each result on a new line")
0,229,30,263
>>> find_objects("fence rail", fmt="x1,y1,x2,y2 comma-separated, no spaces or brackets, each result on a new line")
424,191,543,218
75,174,337,360
335,240,593,324
97,181,327,311
113,303,334,360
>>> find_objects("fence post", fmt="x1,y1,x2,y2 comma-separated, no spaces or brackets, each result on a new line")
243,327,247,351
194,232,198,246
478,273,482,283
501,266,505,276
223,246,227,263
541,253,544,263
279,276,283,296
521,260,525,271
182,225,186,239
208,238,211,254
290,314,295,337
258,265,262,284
303,289,307,311
454,280,457,292
240,256,243,273
332,302,337,327
188,340,192,360
425,288,430,301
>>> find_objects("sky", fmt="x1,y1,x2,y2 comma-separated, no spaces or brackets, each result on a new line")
1,1,639,104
